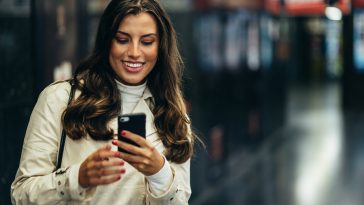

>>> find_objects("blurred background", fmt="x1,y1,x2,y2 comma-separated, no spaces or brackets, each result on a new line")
1,0,364,204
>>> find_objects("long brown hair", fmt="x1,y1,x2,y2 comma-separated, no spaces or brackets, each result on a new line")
62,0,196,163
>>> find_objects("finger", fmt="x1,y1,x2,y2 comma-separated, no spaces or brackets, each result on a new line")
89,174,122,186
88,167,126,178
116,139,158,163
95,144,113,158
102,144,112,150
87,157,125,170
118,140,144,155
91,149,120,161
119,151,147,164
120,130,149,147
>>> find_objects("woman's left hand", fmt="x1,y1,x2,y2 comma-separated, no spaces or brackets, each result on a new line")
112,130,165,176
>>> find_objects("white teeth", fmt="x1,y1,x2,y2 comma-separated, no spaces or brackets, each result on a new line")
124,62,143,68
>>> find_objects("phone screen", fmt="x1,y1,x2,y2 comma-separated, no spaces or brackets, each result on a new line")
117,113,146,153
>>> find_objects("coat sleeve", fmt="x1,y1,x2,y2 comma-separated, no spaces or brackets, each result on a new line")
144,114,193,205
145,158,191,205
10,82,95,205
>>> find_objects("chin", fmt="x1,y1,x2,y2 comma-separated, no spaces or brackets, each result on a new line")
123,78,145,86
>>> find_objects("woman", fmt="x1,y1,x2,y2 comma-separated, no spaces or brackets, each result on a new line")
11,0,196,204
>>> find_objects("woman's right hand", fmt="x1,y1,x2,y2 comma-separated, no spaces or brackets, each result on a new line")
79,144,125,188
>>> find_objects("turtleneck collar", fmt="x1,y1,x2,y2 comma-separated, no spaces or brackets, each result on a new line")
115,80,147,103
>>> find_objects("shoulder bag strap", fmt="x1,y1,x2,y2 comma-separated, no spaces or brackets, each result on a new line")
55,80,76,170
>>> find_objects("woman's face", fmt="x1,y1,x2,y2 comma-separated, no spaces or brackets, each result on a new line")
109,12,159,85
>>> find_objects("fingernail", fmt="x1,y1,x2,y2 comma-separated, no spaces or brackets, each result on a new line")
119,161,124,166
117,176,121,180
120,170,125,174
112,140,117,145
121,131,126,136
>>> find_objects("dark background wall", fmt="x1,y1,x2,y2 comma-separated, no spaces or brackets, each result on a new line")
0,2,33,204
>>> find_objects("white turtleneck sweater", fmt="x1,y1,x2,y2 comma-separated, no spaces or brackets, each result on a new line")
116,80,146,114
115,80,173,196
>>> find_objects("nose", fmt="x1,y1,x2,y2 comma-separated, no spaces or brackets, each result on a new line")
127,41,141,58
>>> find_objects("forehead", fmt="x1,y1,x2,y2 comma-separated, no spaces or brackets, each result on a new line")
118,12,158,34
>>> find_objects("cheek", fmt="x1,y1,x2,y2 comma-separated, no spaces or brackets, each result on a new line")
110,41,128,59
110,44,120,58
147,47,159,62
109,44,122,72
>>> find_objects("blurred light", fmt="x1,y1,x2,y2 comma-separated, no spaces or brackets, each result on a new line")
292,85,343,205
325,6,342,21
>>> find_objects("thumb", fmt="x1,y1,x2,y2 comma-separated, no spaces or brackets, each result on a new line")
102,144,112,150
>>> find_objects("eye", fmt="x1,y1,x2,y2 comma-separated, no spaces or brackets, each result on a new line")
141,37,156,46
115,37,129,44
141,41,154,46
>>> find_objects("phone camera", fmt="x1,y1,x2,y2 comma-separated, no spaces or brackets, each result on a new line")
120,117,130,122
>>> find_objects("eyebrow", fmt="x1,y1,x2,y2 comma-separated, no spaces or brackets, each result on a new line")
116,31,158,38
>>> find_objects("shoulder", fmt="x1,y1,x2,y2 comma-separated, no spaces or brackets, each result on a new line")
37,81,72,106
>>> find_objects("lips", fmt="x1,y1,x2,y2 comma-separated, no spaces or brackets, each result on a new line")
122,61,145,73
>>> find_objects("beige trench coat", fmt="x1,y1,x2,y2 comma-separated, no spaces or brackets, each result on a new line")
11,81,191,205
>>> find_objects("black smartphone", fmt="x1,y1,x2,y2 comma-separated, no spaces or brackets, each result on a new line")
117,113,146,154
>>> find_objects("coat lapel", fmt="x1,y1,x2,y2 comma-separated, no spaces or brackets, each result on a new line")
132,97,158,139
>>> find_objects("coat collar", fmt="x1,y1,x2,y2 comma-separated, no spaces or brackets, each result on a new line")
141,86,153,101
109,86,157,139
132,87,157,137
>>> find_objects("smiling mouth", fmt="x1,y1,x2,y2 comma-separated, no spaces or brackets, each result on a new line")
122,61,145,72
